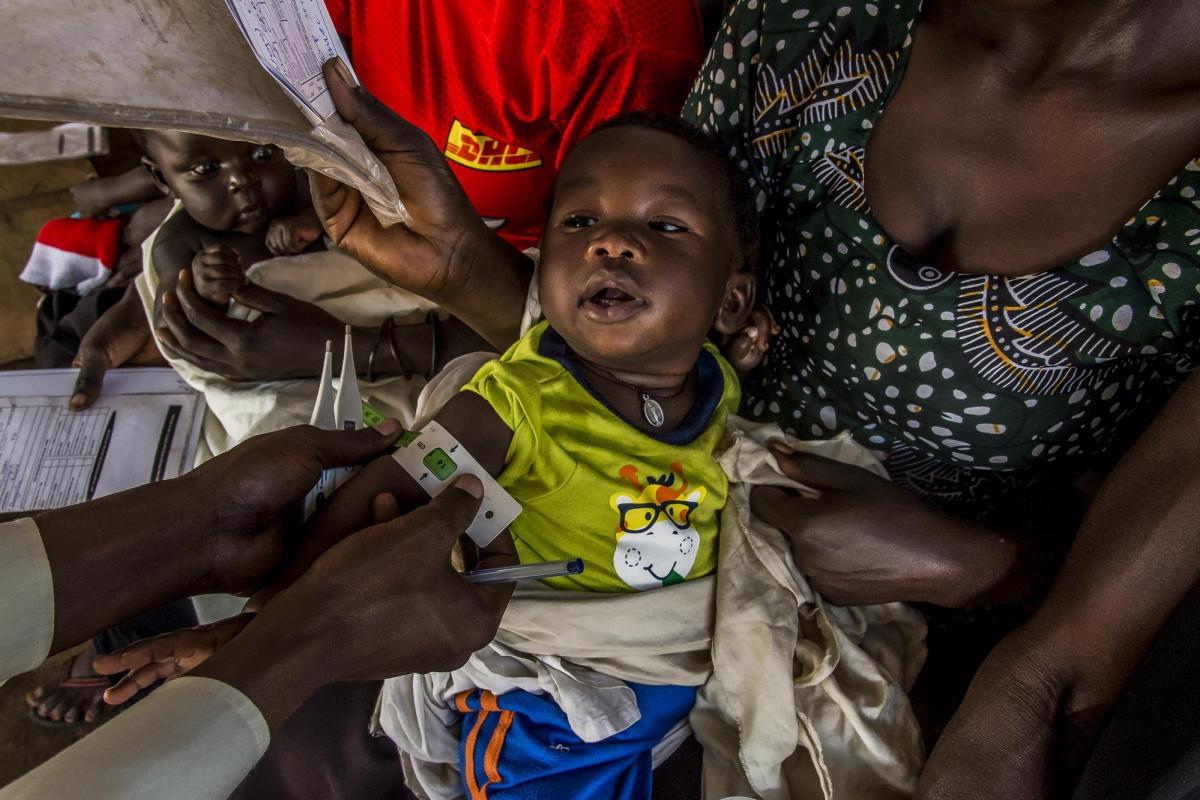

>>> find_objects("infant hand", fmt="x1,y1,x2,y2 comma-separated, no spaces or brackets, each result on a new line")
191,244,246,305
266,208,324,256
92,613,253,705
725,307,780,373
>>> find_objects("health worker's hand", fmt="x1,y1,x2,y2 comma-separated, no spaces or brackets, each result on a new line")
182,421,405,594
194,476,516,730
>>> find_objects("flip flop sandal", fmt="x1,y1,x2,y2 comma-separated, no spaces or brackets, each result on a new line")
27,673,112,728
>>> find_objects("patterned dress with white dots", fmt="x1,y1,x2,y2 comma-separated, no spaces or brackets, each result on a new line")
686,0,1200,523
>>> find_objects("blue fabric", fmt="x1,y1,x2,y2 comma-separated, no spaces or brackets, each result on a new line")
458,683,696,799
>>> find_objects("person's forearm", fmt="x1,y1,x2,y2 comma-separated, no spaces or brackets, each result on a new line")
73,166,163,214
191,612,325,733
35,472,212,653
349,315,491,379
98,166,164,206
434,231,532,351
922,503,1074,609
1018,372,1200,704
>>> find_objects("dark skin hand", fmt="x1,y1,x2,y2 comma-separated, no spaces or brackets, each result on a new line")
33,422,402,655
70,283,165,411
193,476,515,733
190,243,248,306
724,306,780,374
918,370,1200,799
157,267,489,380
831,0,1200,795
265,206,325,256
310,58,532,351
96,391,515,702
750,448,1058,608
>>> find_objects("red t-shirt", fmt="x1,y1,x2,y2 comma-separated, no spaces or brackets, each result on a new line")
325,0,703,250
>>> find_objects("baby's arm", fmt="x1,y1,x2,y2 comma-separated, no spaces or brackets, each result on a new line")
147,215,211,322
278,391,512,587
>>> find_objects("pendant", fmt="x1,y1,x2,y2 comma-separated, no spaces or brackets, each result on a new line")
642,393,665,428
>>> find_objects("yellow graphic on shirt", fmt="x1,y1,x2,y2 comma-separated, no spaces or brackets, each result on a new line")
609,463,706,591
444,119,543,172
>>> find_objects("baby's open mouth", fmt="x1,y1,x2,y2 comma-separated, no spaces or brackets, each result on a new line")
585,286,636,308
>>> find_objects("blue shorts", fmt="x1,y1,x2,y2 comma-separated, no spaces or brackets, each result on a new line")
457,682,696,799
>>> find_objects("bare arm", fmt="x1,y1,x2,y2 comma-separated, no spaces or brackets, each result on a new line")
156,268,491,381
310,59,532,351
259,390,513,593
71,166,163,217
31,424,401,656
750,448,1069,608
148,217,203,323
918,369,1200,798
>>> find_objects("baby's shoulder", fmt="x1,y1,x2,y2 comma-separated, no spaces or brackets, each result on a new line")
150,211,215,261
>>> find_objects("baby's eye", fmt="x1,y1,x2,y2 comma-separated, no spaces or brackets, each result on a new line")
649,219,687,233
250,145,277,162
562,214,596,229
188,160,219,177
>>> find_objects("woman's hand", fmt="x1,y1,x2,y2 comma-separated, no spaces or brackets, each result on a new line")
309,58,530,350
750,447,1045,607
156,268,344,380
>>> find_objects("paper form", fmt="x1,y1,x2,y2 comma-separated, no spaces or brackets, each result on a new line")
224,0,355,123
0,369,205,513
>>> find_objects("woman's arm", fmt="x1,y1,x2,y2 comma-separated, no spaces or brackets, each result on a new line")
749,448,1068,608
918,369,1200,799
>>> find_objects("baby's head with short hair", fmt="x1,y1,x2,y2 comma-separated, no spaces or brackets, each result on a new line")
537,112,760,377
134,130,298,235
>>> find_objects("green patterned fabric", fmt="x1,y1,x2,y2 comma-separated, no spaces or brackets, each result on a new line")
685,0,1200,522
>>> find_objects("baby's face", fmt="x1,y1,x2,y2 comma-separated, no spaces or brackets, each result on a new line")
143,131,296,234
538,127,741,375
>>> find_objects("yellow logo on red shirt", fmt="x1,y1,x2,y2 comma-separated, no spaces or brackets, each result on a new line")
444,119,542,172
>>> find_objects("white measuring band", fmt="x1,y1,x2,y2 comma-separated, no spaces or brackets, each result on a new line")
390,421,521,548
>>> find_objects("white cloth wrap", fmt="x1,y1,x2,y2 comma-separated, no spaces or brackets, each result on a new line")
0,518,54,683
0,677,269,799
386,351,930,800
135,200,435,462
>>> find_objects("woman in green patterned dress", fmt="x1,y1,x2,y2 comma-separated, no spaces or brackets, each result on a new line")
683,0,1200,797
